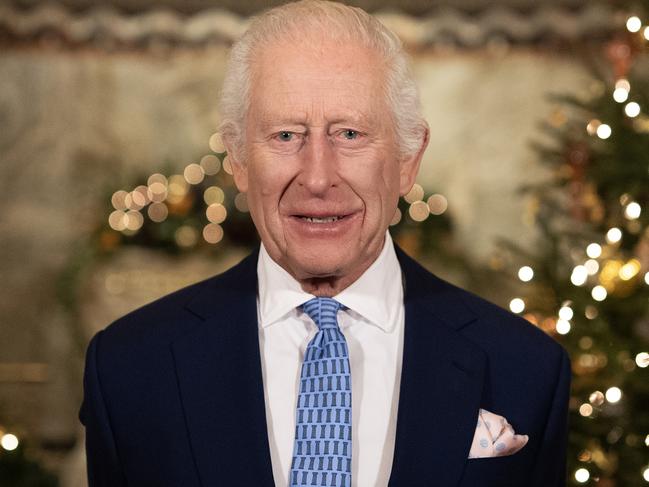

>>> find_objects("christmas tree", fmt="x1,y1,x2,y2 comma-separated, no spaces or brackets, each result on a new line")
494,13,649,487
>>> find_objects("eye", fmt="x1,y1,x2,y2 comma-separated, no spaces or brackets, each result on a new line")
277,131,294,142
342,129,358,140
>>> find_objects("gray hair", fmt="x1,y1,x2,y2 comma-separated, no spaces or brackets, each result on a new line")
218,0,426,157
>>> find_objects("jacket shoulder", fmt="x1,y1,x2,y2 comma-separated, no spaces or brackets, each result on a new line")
93,249,258,351
396,244,568,362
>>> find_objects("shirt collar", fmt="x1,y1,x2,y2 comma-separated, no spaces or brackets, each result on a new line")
257,231,403,333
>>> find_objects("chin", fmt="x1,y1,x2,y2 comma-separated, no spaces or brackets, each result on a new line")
289,251,353,280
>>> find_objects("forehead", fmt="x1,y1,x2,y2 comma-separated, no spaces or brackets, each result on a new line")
247,37,390,125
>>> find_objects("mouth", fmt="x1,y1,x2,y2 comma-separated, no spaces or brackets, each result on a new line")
296,215,347,224
285,211,360,236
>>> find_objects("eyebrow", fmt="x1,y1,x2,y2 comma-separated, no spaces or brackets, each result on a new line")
254,113,374,131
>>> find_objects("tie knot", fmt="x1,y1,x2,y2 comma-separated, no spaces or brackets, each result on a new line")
301,297,343,331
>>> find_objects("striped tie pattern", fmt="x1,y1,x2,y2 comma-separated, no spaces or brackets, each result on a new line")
289,297,352,487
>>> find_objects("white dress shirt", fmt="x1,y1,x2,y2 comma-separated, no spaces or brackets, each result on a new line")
256,231,405,487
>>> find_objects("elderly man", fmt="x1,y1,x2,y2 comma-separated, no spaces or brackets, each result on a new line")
80,1,571,486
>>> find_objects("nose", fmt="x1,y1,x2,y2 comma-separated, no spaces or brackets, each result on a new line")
296,131,338,195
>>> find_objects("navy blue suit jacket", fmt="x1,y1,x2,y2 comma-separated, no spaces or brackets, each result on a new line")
79,244,571,486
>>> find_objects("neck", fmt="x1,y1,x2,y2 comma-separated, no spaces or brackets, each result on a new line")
298,270,365,297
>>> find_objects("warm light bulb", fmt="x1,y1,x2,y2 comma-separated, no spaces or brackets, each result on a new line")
605,386,622,403
585,259,599,275
592,286,607,301
613,87,629,103
556,319,571,335
571,266,588,286
606,227,622,244
509,298,525,314
635,352,649,368
0,434,18,451
518,266,534,282
586,243,602,258
626,16,642,32
596,124,611,139
625,202,641,219
625,102,641,117
559,306,574,321
574,467,590,483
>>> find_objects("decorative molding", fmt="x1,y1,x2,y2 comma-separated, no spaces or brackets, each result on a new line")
0,2,621,49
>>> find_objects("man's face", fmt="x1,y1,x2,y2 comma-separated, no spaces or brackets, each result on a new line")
230,37,425,289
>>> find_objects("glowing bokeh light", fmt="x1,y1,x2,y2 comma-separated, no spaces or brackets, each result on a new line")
605,387,622,403
625,102,641,117
556,319,571,335
586,243,602,258
509,298,525,313
606,227,622,244
592,285,607,301
626,16,642,32
1,434,18,451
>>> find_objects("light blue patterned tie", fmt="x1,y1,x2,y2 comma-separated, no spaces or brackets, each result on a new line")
289,297,352,487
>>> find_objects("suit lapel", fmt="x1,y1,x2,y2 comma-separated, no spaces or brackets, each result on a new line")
171,245,486,487
172,249,275,486
388,247,487,486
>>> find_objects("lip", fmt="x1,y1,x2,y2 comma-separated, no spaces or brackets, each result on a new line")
284,210,362,237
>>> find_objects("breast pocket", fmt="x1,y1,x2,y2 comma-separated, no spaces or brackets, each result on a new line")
458,452,528,487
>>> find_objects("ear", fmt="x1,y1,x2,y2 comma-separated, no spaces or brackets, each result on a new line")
223,133,249,193
399,122,429,195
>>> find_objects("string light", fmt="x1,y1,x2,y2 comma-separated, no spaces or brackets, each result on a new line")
644,26,649,41
1,433,18,451
206,203,227,224
624,201,641,219
427,194,448,215
509,298,525,313
586,119,601,135
571,265,588,286
556,319,571,335
204,186,225,205
203,223,224,244
208,132,225,153
586,243,602,258
592,285,607,301
635,352,649,368
574,467,590,483
183,163,205,185
585,305,598,320
585,259,599,275
518,266,534,282
404,184,424,203
615,79,631,92
613,87,629,103
408,201,429,222
626,16,642,32
606,227,622,244
200,154,221,175
596,124,612,139
605,387,622,403
147,203,168,223
619,259,641,280
578,403,593,417
559,305,574,321
589,390,605,406
625,102,641,117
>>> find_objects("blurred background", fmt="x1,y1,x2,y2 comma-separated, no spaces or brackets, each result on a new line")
1,0,648,485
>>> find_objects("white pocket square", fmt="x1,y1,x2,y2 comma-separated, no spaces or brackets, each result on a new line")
468,408,529,459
